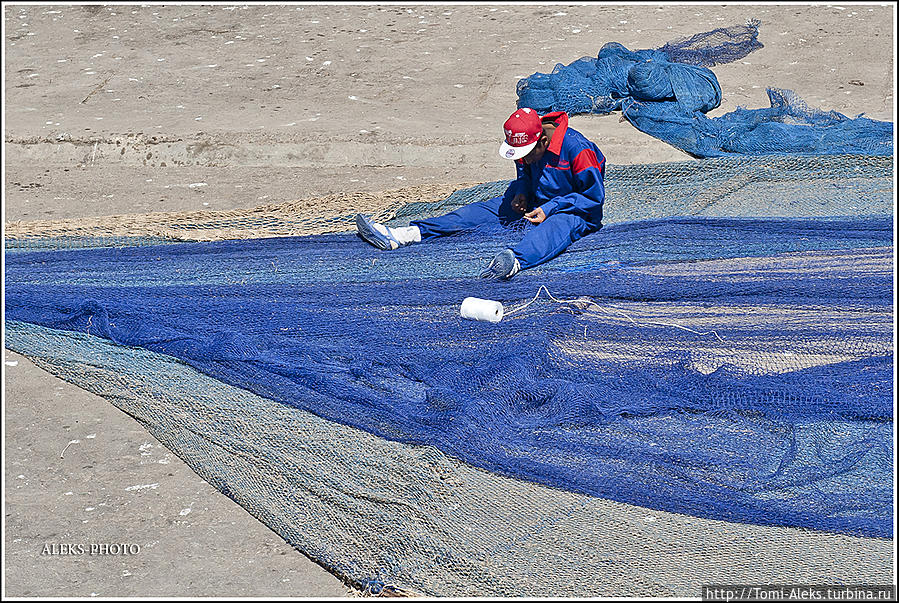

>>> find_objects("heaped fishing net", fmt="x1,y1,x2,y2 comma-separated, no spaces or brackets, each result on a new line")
516,21,893,157
4,153,893,596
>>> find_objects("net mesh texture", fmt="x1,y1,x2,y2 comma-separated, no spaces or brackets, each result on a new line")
4,153,895,596
515,21,893,158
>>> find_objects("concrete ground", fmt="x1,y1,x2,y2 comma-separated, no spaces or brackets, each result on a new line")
3,349,354,597
3,2,895,598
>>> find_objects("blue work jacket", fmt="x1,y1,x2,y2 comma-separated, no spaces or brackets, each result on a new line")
506,111,606,228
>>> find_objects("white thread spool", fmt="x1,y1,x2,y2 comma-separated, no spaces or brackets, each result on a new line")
460,297,504,323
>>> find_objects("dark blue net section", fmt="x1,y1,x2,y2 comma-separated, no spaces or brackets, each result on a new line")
516,22,893,157
5,214,893,538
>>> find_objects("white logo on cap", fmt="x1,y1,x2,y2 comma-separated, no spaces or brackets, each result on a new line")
522,108,532,113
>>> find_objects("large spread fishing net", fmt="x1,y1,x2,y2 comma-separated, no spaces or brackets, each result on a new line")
4,153,894,596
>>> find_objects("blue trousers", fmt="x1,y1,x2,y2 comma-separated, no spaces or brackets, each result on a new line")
411,195,598,270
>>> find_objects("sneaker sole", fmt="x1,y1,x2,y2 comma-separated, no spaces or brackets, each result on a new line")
479,250,517,279
355,214,392,251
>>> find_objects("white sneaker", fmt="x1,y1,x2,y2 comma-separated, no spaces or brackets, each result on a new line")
356,214,401,250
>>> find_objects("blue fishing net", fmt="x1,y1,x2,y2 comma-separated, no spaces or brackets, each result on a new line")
621,88,894,158
659,19,764,67
5,213,893,539
5,154,894,598
516,21,893,157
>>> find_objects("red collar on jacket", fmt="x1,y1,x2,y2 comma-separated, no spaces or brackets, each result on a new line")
541,111,569,156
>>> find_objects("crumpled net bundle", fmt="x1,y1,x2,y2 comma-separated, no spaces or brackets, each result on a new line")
516,21,893,157
517,42,722,117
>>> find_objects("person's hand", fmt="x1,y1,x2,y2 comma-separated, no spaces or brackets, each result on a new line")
524,207,546,224
510,194,528,215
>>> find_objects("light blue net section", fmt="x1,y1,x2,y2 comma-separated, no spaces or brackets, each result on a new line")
516,23,893,157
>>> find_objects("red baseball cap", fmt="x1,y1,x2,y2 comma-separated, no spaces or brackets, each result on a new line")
499,107,542,160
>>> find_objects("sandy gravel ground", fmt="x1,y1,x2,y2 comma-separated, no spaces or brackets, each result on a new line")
3,2,895,597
